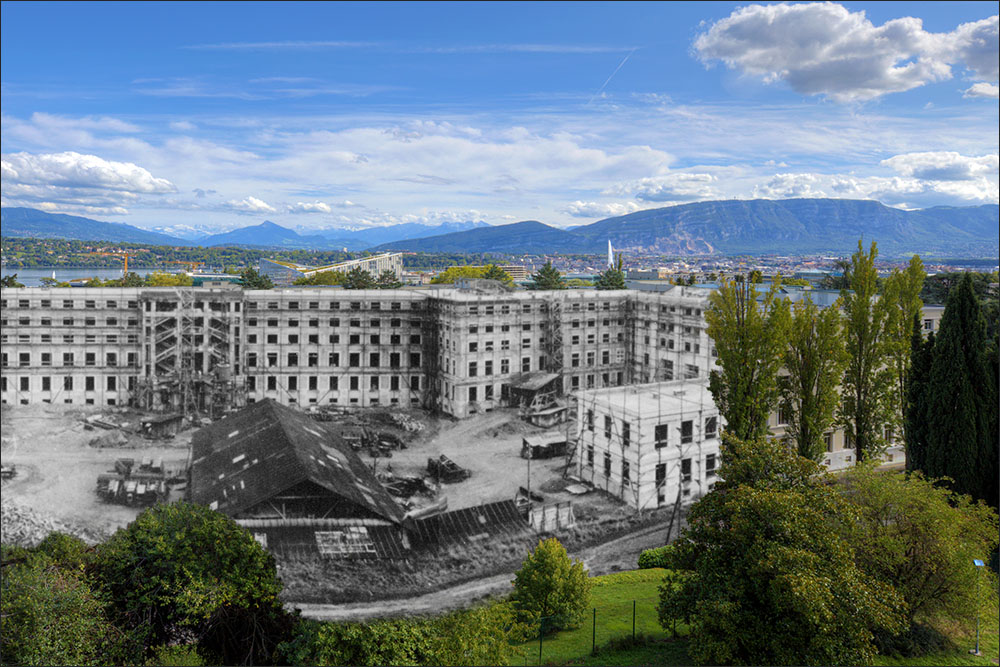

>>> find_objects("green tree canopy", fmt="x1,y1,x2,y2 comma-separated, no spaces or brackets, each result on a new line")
375,269,403,289
659,435,905,666
481,264,515,285
839,240,894,462
429,265,487,284
293,269,346,286
239,267,274,290
593,257,626,290
780,295,848,461
510,537,591,632
526,261,566,291
93,502,293,665
923,273,996,504
882,256,925,433
342,266,376,289
705,274,790,440
839,465,999,633
1,273,25,287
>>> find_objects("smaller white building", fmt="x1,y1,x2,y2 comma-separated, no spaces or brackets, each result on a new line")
574,381,721,511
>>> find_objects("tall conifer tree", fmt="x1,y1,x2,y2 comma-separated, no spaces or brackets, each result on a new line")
924,273,991,500
904,314,934,474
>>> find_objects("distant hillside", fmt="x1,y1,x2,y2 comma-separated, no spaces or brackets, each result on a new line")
200,221,333,249
374,199,999,256
373,220,586,253
318,220,490,247
0,207,190,245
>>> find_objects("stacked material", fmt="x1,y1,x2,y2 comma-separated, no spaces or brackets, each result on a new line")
0,498,66,547
389,412,425,433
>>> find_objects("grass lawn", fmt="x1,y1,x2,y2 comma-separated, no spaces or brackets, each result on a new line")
508,568,691,666
509,567,998,667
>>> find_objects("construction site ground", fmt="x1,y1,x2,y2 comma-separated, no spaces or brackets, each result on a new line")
1,403,677,613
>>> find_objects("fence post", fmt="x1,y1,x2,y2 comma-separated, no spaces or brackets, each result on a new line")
538,617,544,665
592,607,596,655
632,599,636,641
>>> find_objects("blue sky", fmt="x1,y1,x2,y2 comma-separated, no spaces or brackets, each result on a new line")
2,1,997,234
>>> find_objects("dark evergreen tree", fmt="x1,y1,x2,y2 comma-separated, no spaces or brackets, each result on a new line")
594,256,626,290
924,274,992,501
342,267,376,289
374,269,403,289
904,314,934,474
526,261,566,290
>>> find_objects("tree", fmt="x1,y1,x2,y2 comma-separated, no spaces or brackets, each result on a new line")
481,264,515,285
342,267,376,289
1,273,25,287
904,316,934,475
881,256,925,433
93,502,293,665
526,261,566,291
820,258,853,290
293,270,345,286
145,271,194,287
923,273,995,503
780,295,848,461
659,435,905,666
120,271,146,287
429,265,486,284
375,269,403,289
239,267,274,290
1,537,122,666
839,240,894,462
510,537,590,632
839,465,999,636
594,256,626,290
705,274,790,441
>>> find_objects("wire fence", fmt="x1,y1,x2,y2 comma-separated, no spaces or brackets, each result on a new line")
514,592,679,666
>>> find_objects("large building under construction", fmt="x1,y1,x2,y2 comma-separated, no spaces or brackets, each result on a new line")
0,284,715,417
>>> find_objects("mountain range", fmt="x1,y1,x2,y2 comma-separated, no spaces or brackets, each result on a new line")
2,199,997,256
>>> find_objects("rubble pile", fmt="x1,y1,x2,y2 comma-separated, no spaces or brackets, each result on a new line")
389,413,425,433
0,498,68,547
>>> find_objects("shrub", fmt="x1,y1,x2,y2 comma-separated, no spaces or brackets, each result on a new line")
510,537,591,632
278,617,435,666
0,552,116,666
93,502,294,665
637,545,673,569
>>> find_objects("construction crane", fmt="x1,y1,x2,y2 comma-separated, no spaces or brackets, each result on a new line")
87,251,137,275
168,260,205,274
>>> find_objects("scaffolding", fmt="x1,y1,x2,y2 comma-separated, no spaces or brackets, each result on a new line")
136,289,245,418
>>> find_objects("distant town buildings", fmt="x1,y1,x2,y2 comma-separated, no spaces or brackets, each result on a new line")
259,253,404,286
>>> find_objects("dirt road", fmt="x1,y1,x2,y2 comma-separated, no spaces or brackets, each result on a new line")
292,519,678,621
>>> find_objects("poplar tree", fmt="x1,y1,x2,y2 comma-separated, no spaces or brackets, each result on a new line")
904,315,934,474
881,255,926,433
924,273,992,501
705,275,790,441
780,295,848,461
839,240,893,462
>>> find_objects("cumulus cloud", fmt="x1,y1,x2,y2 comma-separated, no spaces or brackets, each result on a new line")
1,151,176,193
753,173,828,199
287,200,333,214
963,82,1000,98
170,120,197,131
225,196,276,213
563,200,642,218
881,151,998,181
606,173,718,202
694,4,999,101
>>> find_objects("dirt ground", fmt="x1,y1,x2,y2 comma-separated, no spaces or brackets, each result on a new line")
1,403,192,543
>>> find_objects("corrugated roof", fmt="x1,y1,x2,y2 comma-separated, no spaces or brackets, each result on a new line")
190,399,403,523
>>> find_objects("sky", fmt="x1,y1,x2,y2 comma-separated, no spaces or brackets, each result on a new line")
1,1,998,235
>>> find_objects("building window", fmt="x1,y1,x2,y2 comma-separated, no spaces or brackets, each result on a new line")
469,386,478,402
288,353,298,367
681,420,693,444
681,457,692,483
604,415,612,439
42,377,51,392
288,377,298,391
622,460,630,483
622,421,631,447
349,353,360,367
85,377,95,391
586,409,594,432
778,403,792,426
604,452,611,477
329,376,339,390
64,377,73,390
586,444,594,467
655,424,668,448
705,416,717,439
706,454,717,477
824,432,833,452
369,353,380,367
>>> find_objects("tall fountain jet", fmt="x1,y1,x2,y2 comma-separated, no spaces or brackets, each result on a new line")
607,240,614,269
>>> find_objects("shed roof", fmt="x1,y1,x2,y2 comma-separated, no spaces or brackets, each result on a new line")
508,371,560,392
190,399,403,523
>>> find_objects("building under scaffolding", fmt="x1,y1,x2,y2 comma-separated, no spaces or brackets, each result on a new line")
574,380,721,513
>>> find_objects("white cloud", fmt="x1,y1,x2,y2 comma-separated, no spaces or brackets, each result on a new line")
694,4,999,102
963,82,1000,98
1,151,176,193
563,200,642,218
170,120,197,131
880,151,998,181
287,200,333,214
224,196,276,213
606,173,718,202
752,173,827,199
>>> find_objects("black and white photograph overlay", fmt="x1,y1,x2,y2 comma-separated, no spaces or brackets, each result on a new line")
1,2,997,666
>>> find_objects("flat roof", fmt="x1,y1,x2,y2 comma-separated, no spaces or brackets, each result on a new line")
576,380,716,420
